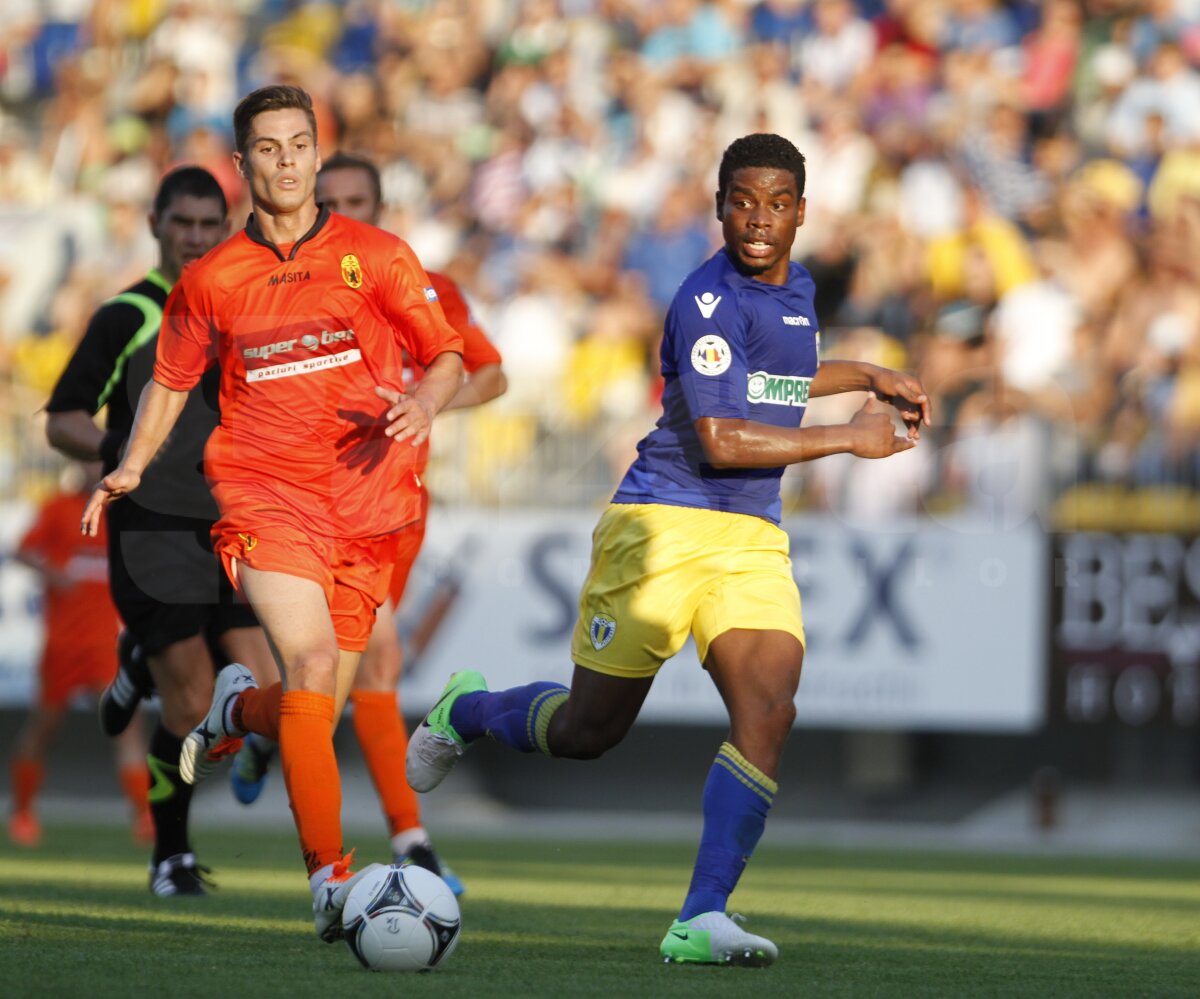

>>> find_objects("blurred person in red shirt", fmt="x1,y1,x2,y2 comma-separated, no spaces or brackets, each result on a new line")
7,463,151,848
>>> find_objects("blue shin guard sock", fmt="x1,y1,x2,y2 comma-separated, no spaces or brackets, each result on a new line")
679,741,777,922
450,682,569,754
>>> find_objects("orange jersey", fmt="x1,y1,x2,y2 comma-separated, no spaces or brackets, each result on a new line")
427,272,501,373
18,491,120,671
404,271,503,472
154,208,464,539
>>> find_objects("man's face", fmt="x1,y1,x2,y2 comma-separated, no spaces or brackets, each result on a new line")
233,107,321,214
316,166,381,224
716,166,805,283
151,193,228,277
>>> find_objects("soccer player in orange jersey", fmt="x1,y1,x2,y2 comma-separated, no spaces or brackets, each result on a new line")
227,152,506,895
82,85,465,942
7,463,151,848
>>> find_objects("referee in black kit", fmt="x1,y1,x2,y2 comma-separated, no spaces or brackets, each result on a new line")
44,165,276,895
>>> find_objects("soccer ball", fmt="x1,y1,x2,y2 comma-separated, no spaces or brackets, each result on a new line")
342,864,462,972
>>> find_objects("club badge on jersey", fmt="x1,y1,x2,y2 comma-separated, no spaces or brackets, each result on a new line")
341,254,363,288
589,614,617,650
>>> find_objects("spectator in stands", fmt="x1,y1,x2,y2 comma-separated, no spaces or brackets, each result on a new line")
4,0,1200,510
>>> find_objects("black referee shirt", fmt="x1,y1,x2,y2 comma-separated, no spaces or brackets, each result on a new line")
47,269,221,520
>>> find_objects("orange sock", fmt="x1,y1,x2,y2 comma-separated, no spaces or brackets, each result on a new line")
279,690,342,875
235,682,284,741
119,762,150,813
350,690,421,837
120,763,154,844
11,759,43,814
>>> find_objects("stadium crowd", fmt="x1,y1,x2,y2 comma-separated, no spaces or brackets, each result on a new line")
2,0,1200,527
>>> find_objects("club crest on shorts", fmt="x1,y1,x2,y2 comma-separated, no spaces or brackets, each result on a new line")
340,253,363,289
238,532,258,553
589,614,617,650
691,334,731,376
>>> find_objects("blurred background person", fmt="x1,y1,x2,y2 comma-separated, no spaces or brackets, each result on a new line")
7,461,151,848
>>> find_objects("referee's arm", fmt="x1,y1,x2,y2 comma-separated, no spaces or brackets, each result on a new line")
46,410,107,461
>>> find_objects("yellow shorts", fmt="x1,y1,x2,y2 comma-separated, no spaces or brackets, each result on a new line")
570,503,805,678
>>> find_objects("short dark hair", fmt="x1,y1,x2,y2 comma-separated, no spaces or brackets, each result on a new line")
153,165,227,218
319,151,382,205
717,133,806,202
233,84,317,153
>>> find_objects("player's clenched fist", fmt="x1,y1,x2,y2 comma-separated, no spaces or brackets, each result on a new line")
848,395,916,459
80,468,141,536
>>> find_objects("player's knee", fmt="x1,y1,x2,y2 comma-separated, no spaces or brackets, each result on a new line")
287,648,339,692
356,643,401,690
765,695,797,740
734,692,795,747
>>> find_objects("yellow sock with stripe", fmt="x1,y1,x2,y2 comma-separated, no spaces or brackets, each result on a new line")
679,741,777,922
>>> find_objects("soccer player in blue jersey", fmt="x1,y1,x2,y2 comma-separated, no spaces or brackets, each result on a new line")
407,133,931,966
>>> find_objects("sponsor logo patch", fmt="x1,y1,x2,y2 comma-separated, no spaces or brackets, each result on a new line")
690,335,732,376
747,370,812,406
243,328,355,361
424,286,439,302
781,315,810,326
246,349,362,382
268,270,310,286
341,253,363,289
590,614,617,651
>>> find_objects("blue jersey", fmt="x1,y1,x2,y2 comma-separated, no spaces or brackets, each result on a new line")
612,249,820,524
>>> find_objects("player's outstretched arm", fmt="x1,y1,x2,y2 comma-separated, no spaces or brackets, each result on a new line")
810,360,931,440
697,395,916,470
441,362,507,412
80,379,189,535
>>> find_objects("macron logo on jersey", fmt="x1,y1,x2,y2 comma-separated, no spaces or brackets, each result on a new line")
782,315,810,327
694,292,721,318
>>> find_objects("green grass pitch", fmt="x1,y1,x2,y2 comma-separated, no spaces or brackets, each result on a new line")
1,825,1197,997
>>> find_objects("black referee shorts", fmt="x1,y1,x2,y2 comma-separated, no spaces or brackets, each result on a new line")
106,501,258,658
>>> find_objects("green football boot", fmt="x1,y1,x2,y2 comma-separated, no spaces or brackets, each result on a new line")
406,671,488,792
660,911,778,967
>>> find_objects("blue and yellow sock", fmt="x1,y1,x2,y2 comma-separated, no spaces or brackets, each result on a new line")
451,682,569,754
679,742,777,921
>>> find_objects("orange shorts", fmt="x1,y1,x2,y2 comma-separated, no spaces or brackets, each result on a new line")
386,489,429,608
39,640,116,709
214,523,402,652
